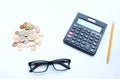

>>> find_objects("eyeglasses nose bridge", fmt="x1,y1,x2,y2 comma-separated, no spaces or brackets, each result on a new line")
48,61,53,65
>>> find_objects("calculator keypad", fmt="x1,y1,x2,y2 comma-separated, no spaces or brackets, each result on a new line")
64,25,101,56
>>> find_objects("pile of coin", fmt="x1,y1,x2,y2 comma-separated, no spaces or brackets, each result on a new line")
12,22,43,51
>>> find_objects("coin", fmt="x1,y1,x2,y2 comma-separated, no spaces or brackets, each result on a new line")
29,42,36,47
28,35,35,41
37,41,42,46
25,42,30,48
20,24,26,29
19,36,26,43
23,22,29,26
30,46,36,51
23,30,31,37
23,38,29,44
15,31,20,35
39,33,44,37
34,39,39,44
19,30,24,36
17,43,22,47
12,42,18,47
13,35,19,40
25,26,30,30
35,28,40,33
29,25,34,30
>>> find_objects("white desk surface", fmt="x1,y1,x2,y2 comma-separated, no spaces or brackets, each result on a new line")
0,0,120,79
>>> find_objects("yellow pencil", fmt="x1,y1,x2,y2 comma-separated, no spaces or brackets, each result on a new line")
107,22,114,64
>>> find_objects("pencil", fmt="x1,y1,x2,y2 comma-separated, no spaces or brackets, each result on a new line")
107,22,114,64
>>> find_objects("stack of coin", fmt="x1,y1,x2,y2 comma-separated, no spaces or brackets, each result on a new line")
12,22,43,51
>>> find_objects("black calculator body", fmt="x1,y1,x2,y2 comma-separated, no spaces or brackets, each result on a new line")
63,12,107,56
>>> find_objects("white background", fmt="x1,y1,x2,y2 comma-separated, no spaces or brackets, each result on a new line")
0,0,120,79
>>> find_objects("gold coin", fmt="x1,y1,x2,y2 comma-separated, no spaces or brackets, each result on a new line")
29,25,34,30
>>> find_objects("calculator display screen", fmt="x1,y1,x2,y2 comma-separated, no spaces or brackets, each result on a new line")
77,19,102,32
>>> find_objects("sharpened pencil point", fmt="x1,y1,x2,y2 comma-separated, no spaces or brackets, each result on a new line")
107,59,109,64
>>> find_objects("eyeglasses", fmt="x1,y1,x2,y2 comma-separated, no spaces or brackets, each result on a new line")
28,58,71,73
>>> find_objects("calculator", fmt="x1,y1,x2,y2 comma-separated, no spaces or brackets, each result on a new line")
63,12,107,56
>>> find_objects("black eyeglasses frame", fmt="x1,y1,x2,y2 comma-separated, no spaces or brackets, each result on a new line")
28,58,71,73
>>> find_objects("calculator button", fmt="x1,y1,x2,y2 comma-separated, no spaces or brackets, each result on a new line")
81,29,85,33
91,33,95,37
72,26,76,29
80,32,84,36
75,42,80,46
93,42,97,46
88,40,92,44
91,32,96,35
94,39,99,43
71,40,75,44
75,30,80,34
90,49,95,54
91,45,96,49
78,35,82,39
86,31,91,35
83,28,86,31
86,30,91,33
81,41,86,45
71,28,75,32
76,38,81,42
74,34,78,37
67,34,72,38
89,37,94,41
76,28,80,31
69,32,74,35
91,32,96,37
95,34,101,39
72,36,76,40
80,44,84,48
83,37,87,42
85,44,90,50
73,24,77,27
65,38,70,42
84,34,89,38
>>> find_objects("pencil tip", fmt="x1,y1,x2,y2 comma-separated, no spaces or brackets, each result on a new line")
107,60,109,64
